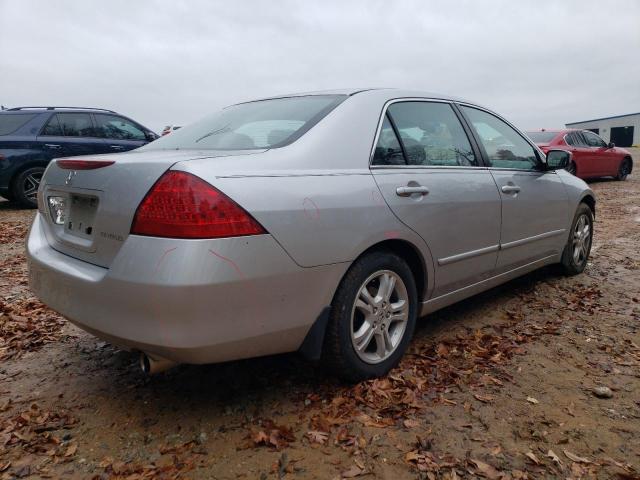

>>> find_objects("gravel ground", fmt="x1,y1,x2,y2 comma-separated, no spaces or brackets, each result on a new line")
1,150,639,479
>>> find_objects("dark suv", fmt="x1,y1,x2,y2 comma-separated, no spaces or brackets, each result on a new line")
0,107,158,207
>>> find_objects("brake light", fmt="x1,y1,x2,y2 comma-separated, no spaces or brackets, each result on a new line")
131,171,266,239
56,159,115,170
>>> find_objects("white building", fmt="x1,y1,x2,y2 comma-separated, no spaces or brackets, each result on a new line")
566,112,640,147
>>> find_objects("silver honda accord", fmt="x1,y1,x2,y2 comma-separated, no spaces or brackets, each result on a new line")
27,89,595,381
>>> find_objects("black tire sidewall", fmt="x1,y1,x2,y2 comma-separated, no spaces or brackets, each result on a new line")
617,159,630,181
12,166,44,208
324,251,418,381
561,204,593,275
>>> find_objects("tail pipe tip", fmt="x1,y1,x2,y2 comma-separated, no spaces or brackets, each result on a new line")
139,352,177,375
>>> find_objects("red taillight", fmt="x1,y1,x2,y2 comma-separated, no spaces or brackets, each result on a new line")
56,159,115,170
131,171,266,239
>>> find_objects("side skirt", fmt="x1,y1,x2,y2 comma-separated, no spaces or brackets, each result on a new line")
419,254,559,316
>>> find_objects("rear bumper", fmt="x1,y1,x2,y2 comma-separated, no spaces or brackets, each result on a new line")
27,213,346,364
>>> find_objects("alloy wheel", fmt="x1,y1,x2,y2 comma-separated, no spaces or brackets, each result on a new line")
350,270,409,364
23,171,43,200
572,214,592,265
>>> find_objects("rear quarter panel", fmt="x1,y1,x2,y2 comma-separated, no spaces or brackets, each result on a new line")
176,162,436,298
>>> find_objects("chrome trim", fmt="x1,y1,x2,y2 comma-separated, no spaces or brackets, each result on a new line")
370,164,487,171
437,244,499,266
500,229,566,250
420,254,558,316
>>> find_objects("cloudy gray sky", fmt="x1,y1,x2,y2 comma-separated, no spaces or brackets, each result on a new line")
1,0,639,132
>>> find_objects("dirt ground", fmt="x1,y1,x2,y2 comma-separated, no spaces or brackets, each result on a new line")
1,151,639,480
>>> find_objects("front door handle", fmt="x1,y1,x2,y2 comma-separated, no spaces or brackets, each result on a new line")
396,186,430,197
501,185,521,194
45,144,61,149
110,145,125,150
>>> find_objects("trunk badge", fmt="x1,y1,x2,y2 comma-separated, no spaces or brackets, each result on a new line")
65,171,77,185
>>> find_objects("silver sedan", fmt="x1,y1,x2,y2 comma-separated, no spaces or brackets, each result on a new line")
27,89,595,381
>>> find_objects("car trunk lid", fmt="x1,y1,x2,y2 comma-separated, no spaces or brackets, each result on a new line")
38,148,264,268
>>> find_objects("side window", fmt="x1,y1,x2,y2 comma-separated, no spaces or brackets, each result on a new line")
57,113,94,137
565,133,575,146
461,106,538,170
387,102,477,166
372,115,405,166
582,131,606,148
568,131,587,147
95,114,146,140
41,115,62,136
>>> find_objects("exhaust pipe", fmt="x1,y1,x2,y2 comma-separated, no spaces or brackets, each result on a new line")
139,352,177,375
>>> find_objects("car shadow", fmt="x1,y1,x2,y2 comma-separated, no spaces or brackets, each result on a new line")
76,264,563,419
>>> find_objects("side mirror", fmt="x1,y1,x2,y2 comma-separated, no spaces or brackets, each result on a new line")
145,131,159,142
546,149,571,170
607,142,615,149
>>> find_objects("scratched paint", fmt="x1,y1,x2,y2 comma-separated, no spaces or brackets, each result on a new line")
208,249,246,279
302,197,320,220
371,189,386,206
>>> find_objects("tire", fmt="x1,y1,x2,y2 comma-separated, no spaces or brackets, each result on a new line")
615,158,632,181
566,161,577,176
560,203,594,276
323,251,418,382
12,166,45,208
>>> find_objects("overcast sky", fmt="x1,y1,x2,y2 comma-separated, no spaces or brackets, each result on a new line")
1,0,639,132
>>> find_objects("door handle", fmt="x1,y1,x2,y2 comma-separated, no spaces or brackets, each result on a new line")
501,185,521,194
45,144,61,149
396,186,430,197
110,145,125,150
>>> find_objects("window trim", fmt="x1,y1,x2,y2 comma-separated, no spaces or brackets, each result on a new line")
455,102,548,173
369,98,485,170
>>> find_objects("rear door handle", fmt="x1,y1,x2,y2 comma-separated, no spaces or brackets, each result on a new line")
45,144,61,149
396,186,430,197
110,145,125,150
501,185,521,194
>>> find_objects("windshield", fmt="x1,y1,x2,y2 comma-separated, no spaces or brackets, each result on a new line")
526,131,558,143
144,95,346,151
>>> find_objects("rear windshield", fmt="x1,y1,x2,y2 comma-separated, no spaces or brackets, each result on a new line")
0,113,38,135
525,131,558,143
144,95,346,151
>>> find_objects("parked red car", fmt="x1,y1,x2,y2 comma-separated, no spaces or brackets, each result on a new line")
527,129,633,181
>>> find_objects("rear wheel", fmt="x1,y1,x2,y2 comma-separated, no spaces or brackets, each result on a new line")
615,158,631,181
560,203,593,275
323,251,417,382
12,166,45,208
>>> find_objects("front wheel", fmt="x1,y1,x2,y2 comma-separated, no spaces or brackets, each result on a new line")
615,158,631,181
323,251,417,382
560,203,594,275
12,166,45,208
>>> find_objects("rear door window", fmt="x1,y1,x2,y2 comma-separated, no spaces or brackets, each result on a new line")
386,102,478,166
94,114,146,140
55,113,95,137
41,115,63,136
0,113,38,135
372,115,405,166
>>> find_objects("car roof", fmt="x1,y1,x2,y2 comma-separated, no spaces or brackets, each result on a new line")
2,106,117,114
232,88,476,106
